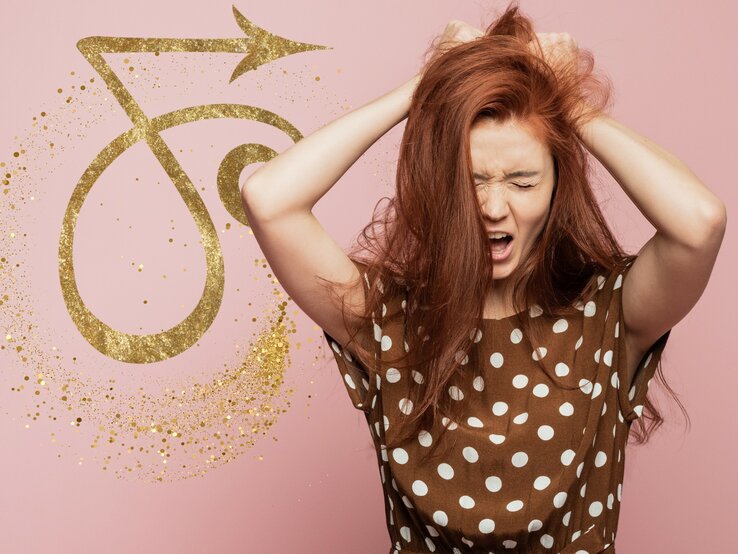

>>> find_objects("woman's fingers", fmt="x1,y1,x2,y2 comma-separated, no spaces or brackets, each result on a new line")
530,32,579,69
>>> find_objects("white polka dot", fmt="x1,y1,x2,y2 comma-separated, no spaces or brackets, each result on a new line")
528,519,543,532
399,398,413,415
512,374,529,388
489,433,505,445
454,350,469,365
502,539,518,549
595,451,607,467
381,335,392,351
537,425,555,440
373,323,382,342
467,416,484,428
575,335,584,349
513,412,528,424
386,367,401,383
584,300,597,317
343,373,356,390
418,430,433,447
555,362,570,377
479,518,495,533
463,446,479,463
559,402,574,416
532,346,547,360
506,500,524,512
379,444,388,462
459,495,475,509
412,370,424,384
412,480,428,496
492,401,509,415
553,319,569,333
589,500,603,517
470,327,483,343
400,526,411,542
533,383,550,397
472,375,485,391
540,534,555,548
512,452,528,467
432,510,448,526
392,448,409,464
510,328,523,344
553,491,568,508
441,417,458,430
437,463,454,480
490,352,504,368
448,385,464,401
603,349,613,367
533,476,551,490
578,378,593,395
485,475,502,492
561,449,576,466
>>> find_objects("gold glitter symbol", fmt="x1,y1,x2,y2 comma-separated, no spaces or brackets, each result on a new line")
59,6,330,362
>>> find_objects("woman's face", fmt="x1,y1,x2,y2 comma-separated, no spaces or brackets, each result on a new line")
470,116,556,285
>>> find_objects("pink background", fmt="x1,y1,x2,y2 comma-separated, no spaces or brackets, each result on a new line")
1,1,736,552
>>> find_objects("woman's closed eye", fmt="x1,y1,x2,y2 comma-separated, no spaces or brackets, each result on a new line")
475,181,536,188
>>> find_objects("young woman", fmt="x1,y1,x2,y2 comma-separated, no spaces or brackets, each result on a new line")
241,4,726,553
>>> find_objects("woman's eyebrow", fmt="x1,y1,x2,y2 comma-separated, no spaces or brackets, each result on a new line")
473,170,541,180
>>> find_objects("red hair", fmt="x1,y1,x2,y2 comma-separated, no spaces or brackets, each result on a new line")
322,1,687,451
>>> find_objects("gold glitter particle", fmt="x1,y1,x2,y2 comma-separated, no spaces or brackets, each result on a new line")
2,6,342,482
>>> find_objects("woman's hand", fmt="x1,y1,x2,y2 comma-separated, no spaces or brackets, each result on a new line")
530,32,579,71
435,20,485,55
420,20,484,78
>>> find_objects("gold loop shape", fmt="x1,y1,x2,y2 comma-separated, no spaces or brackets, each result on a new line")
58,103,303,363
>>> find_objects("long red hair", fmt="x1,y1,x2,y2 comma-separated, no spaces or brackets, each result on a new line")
321,1,687,452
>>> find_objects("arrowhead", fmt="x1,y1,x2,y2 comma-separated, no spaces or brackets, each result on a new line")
229,5,332,83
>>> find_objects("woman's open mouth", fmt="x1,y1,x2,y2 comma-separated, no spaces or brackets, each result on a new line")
490,235,513,261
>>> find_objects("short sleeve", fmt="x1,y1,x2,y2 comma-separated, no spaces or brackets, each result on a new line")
611,257,672,424
321,259,378,414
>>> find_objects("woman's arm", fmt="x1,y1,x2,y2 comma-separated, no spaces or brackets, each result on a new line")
241,72,421,218
575,112,725,244
576,110,726,364
237,73,421,351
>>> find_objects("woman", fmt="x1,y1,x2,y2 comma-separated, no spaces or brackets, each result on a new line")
241,4,726,553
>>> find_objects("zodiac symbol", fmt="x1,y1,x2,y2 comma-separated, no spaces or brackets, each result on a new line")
59,6,330,363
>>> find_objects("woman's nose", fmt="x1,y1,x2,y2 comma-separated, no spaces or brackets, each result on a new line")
478,185,510,217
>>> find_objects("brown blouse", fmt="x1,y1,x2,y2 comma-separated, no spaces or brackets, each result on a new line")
323,258,671,554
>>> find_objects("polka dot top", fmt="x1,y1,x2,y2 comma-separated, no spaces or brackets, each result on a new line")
322,257,671,554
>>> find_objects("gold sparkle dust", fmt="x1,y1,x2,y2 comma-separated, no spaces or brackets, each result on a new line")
1,6,346,482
